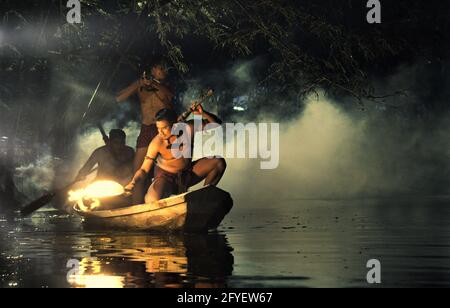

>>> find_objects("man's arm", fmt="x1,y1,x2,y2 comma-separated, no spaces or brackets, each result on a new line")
202,109,222,126
76,149,99,180
187,105,223,133
116,80,140,103
125,139,160,191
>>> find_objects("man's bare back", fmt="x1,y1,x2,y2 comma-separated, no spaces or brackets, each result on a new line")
95,146,135,183
77,145,135,186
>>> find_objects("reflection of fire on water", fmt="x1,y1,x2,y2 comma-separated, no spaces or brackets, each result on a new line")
102,247,188,274
68,180,125,212
69,274,125,288
68,258,125,288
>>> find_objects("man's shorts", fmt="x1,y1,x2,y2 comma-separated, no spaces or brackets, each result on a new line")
151,162,202,197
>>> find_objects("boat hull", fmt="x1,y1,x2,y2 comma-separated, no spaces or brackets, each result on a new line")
74,186,233,233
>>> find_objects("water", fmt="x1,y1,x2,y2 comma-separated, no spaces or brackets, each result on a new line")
1,196,450,288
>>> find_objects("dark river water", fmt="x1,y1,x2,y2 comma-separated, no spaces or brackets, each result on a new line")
1,196,450,288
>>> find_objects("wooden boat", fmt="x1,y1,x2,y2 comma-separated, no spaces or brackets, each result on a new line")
73,186,233,233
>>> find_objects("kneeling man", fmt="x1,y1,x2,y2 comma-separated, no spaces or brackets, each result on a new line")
125,107,226,203
76,129,135,186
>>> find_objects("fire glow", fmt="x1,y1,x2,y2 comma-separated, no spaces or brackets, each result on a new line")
69,181,125,212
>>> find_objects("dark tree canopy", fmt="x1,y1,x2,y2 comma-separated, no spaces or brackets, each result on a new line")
1,0,448,99
0,0,449,164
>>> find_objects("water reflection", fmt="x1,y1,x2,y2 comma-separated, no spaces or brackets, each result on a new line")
68,233,234,288
0,210,234,288
3,196,450,288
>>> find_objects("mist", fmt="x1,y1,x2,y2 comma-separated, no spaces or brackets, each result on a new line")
5,55,450,205
178,60,450,204
218,94,450,205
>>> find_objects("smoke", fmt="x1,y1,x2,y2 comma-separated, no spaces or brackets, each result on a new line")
14,152,58,199
6,52,450,207
171,59,450,205
190,59,450,205
217,93,450,205
11,118,141,201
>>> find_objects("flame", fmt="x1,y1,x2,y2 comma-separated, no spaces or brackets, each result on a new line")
83,181,125,198
69,180,125,212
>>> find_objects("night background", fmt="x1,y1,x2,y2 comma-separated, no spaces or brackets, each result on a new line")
0,0,450,288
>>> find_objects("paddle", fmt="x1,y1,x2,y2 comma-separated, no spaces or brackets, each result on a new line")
97,123,109,144
21,123,113,217
20,168,98,217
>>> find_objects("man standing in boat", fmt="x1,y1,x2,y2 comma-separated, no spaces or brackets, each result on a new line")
124,107,226,203
76,129,135,186
116,58,175,203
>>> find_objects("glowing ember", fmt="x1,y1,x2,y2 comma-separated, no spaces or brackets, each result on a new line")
69,181,125,212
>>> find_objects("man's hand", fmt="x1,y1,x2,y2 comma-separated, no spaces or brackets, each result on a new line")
142,71,162,86
138,72,158,90
190,102,204,115
124,182,135,192
139,77,154,87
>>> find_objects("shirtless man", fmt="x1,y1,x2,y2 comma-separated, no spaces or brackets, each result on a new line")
76,129,135,186
116,59,175,203
124,107,226,203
